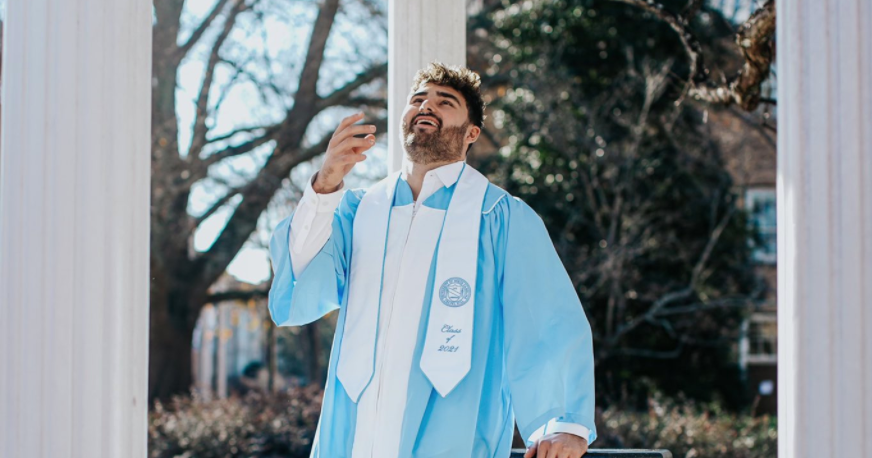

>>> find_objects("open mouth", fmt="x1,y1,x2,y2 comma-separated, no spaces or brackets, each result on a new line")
413,116,440,129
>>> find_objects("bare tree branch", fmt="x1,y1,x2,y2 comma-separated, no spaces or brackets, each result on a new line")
211,54,256,115
683,0,705,19
613,0,707,84
612,0,776,111
607,202,736,347
206,123,280,145
206,288,269,304
188,0,251,165
219,55,289,109
726,107,776,149
690,0,776,110
291,0,343,111
198,125,283,171
653,293,759,317
341,96,388,109
194,187,242,227
617,342,685,359
316,62,388,110
690,204,735,285
177,0,234,59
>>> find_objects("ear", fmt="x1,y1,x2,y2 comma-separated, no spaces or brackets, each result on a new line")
466,124,481,144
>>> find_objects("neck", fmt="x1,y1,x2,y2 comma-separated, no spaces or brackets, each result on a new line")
403,157,463,201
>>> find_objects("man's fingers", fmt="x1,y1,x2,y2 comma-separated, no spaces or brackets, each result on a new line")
579,438,589,456
537,441,550,458
349,153,368,163
332,122,377,145
336,135,376,154
338,151,368,165
524,442,538,458
335,112,365,133
545,441,564,458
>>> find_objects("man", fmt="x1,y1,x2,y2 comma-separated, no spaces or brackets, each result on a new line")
268,62,596,458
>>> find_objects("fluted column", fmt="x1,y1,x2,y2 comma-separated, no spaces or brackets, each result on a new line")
387,0,467,172
0,0,152,456
777,0,872,456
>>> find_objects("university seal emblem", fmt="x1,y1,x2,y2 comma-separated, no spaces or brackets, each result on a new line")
439,277,472,307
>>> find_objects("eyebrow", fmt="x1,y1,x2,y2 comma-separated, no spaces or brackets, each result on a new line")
411,90,462,106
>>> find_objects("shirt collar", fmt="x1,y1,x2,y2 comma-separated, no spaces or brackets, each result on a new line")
401,160,465,189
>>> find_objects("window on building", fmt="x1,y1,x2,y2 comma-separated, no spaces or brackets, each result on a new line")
746,188,776,264
741,313,778,365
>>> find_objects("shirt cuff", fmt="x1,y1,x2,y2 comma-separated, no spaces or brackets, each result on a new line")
526,417,592,447
545,420,591,444
302,172,345,213
290,173,345,254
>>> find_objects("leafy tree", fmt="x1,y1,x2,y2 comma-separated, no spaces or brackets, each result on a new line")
478,0,773,408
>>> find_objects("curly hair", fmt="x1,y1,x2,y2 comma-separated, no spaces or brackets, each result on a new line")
410,62,486,129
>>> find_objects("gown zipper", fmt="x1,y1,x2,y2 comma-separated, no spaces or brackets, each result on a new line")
370,200,420,457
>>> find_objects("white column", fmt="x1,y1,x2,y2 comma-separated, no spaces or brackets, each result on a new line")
196,306,218,400
217,304,229,399
0,0,152,456
777,0,872,457
387,0,467,172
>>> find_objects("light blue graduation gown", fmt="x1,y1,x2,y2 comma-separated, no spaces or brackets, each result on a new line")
268,177,597,458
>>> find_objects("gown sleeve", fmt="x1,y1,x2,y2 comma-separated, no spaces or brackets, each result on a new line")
267,188,364,327
498,196,598,446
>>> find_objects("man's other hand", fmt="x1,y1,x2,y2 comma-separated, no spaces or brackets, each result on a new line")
523,432,588,458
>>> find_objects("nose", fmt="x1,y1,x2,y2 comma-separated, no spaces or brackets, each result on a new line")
419,99,436,113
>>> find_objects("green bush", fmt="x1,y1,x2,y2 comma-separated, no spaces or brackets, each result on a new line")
148,386,322,458
594,393,777,458
149,388,776,457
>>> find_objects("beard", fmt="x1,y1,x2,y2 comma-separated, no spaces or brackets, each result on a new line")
401,117,469,164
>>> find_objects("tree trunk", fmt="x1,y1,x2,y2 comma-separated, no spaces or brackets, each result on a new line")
148,267,202,404
148,313,196,404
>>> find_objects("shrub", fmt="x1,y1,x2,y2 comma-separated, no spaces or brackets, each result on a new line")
594,393,777,458
148,386,322,458
149,388,776,457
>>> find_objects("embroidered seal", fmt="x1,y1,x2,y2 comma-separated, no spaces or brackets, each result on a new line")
439,277,472,307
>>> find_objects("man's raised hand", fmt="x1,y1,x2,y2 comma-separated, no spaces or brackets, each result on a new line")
313,112,377,194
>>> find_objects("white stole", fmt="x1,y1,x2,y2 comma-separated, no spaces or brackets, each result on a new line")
336,164,489,402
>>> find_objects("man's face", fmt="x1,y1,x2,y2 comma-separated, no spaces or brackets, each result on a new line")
400,83,479,164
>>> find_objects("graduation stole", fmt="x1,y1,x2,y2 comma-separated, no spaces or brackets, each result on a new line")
336,163,490,402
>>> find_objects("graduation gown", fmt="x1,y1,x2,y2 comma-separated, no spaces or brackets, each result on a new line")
268,162,597,458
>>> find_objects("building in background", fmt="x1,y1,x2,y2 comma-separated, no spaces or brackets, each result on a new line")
192,274,286,399
709,81,778,414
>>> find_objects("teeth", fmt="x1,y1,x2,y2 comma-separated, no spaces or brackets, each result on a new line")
416,119,437,126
